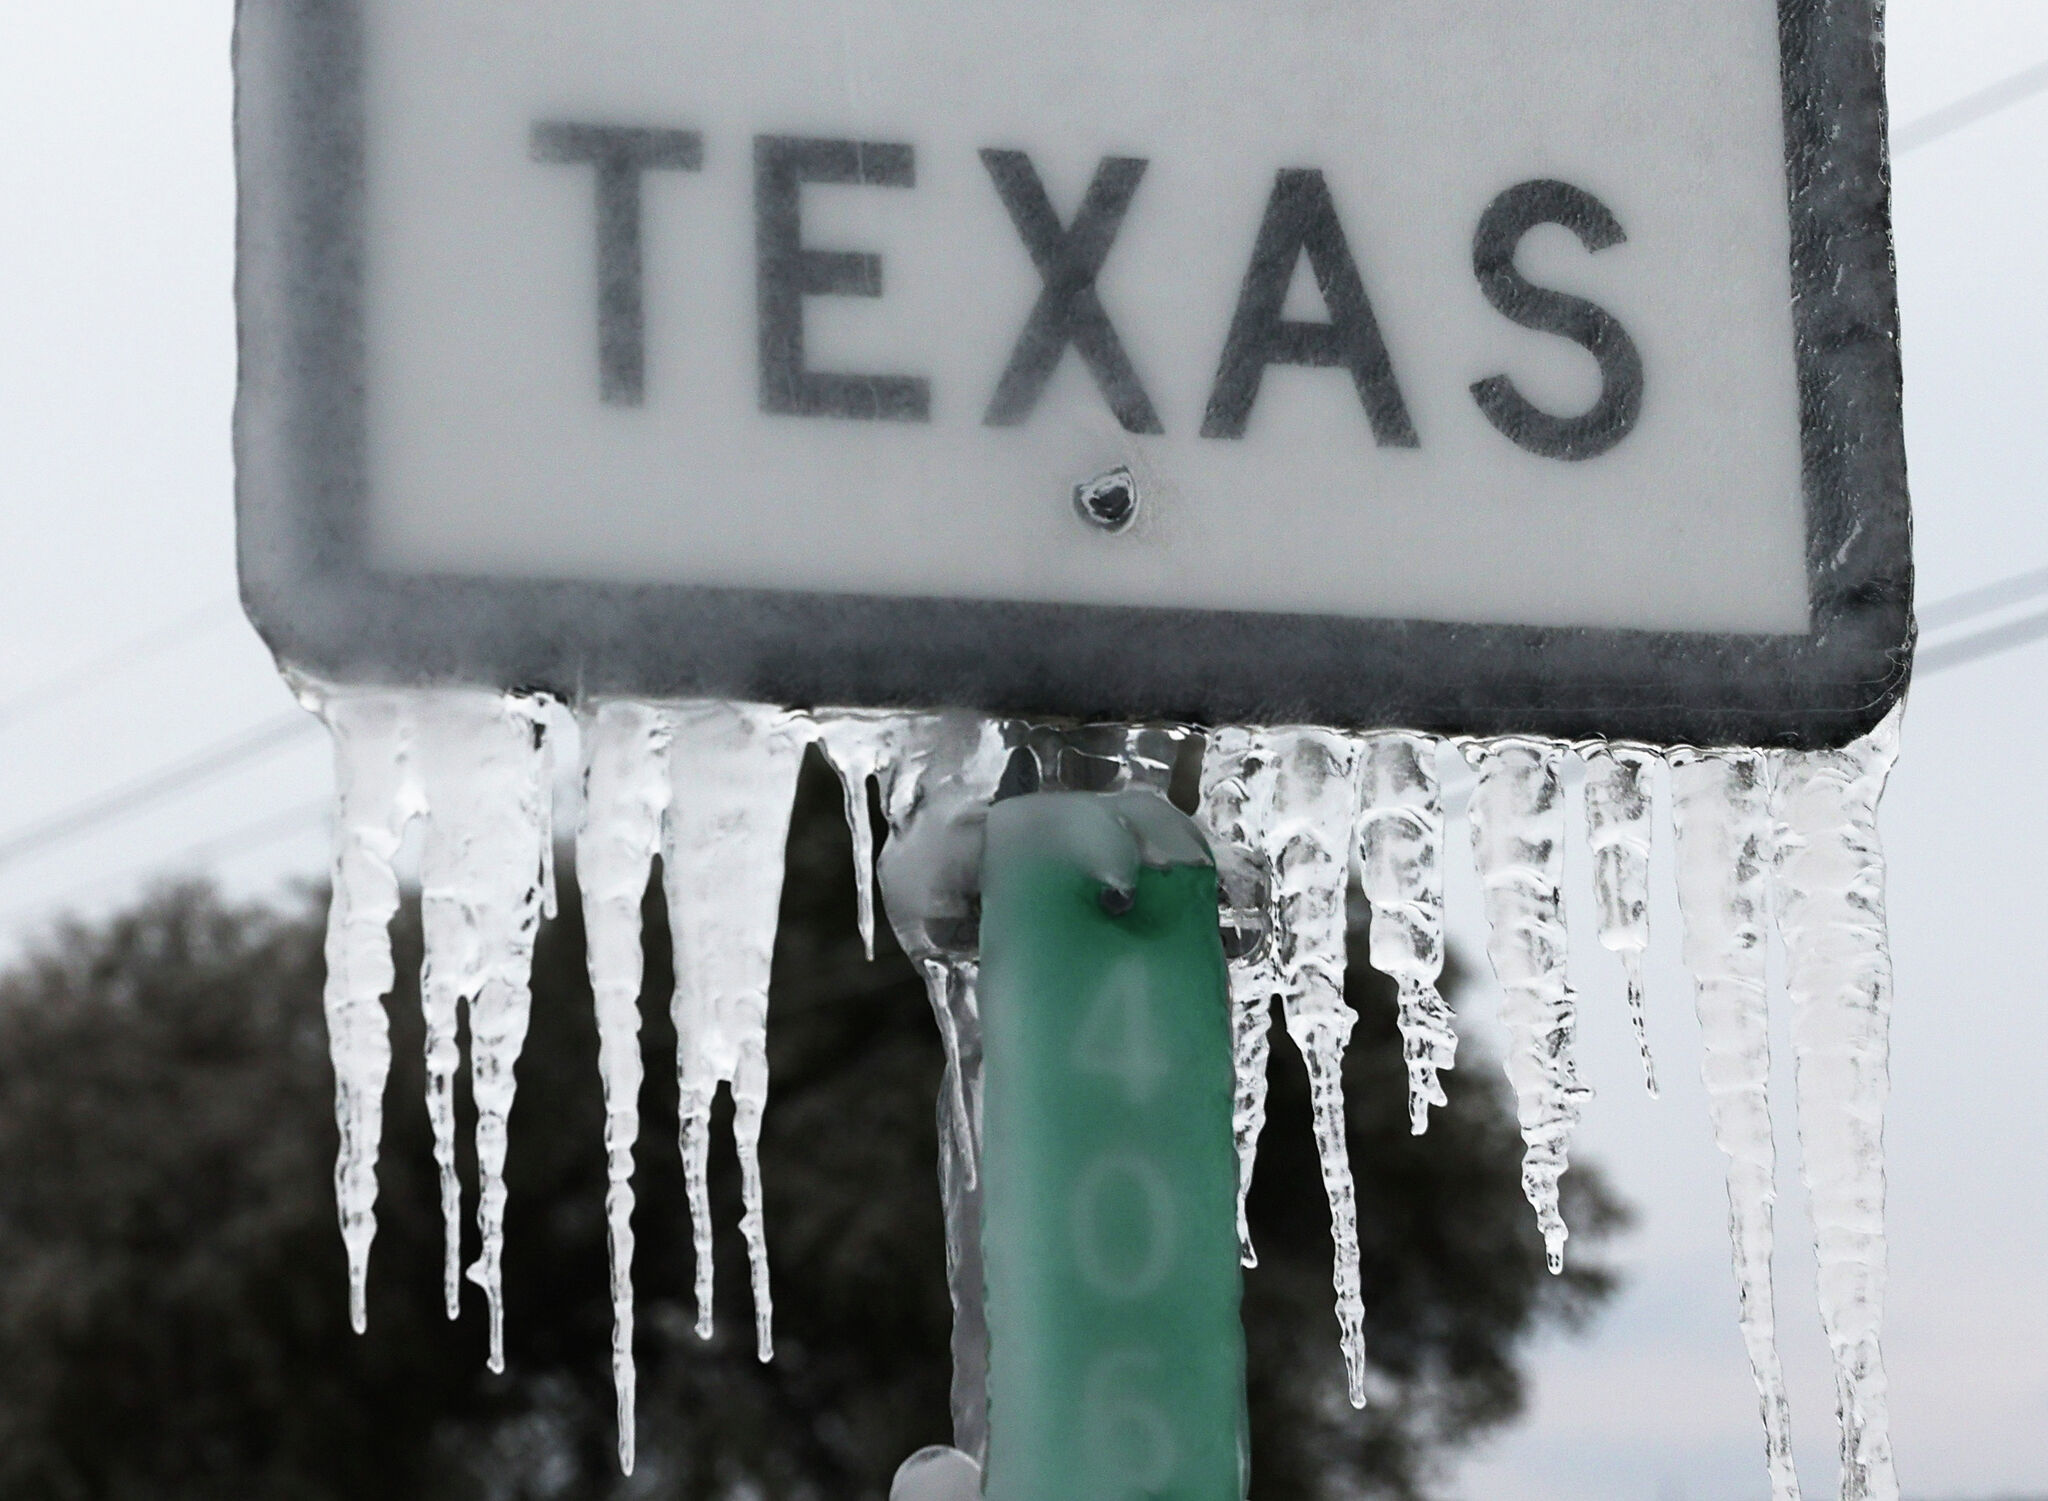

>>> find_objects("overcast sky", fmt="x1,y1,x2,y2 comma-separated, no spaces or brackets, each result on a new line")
2,4,2046,1498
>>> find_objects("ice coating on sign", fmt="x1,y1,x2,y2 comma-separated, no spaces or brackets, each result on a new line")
312,691,424,1334
1200,728,1369,1408
1582,744,1661,1097
1355,732,1453,1134
1465,737,1589,1274
1197,727,1281,1267
1773,708,1903,1501
1671,749,1800,1501
299,690,1910,1496
662,701,816,1360
576,703,673,1473
415,691,556,1373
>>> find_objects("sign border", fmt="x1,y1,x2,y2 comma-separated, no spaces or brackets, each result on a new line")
235,0,1913,750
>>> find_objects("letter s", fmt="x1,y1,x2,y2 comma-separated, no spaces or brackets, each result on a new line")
1470,180,1644,461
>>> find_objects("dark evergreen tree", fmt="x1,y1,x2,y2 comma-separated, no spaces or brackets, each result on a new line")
0,751,1623,1499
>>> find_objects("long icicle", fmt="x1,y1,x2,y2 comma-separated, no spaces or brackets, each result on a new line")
815,713,915,961
872,712,1011,1462
577,702,673,1474
1198,727,1282,1267
1582,743,1662,1097
1773,708,1903,1501
1671,748,1800,1501
1270,730,1368,1407
662,700,815,1360
1355,731,1454,1134
312,690,422,1334
1204,728,1370,1406
409,691,556,1370
1466,736,1590,1274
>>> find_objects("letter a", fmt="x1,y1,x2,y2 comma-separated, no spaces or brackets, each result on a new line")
1201,169,1417,445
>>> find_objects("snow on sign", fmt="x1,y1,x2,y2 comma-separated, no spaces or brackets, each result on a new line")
235,0,1909,748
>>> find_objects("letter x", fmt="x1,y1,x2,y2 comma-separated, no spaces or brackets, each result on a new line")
981,150,1163,434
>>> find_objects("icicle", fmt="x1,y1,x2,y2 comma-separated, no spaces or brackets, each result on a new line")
873,715,1011,1183
1582,744,1661,1097
1671,748,1799,1501
412,691,556,1372
816,713,924,960
577,703,674,1474
1773,708,1903,1501
662,700,816,1360
1197,727,1282,1268
311,691,423,1334
1355,732,1453,1134
1201,728,1369,1408
923,952,990,1460
1465,736,1589,1275
874,713,1011,1462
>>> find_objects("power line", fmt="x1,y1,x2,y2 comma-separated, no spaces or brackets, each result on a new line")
1894,58,2048,155
0,711,319,873
1911,561,2048,672
0,797,332,935
0,598,241,735
1917,564,2048,632
1917,605,2048,676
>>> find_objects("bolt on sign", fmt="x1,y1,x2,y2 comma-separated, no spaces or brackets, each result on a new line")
236,0,1910,748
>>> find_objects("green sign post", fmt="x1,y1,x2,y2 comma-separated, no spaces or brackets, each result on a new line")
979,791,1247,1501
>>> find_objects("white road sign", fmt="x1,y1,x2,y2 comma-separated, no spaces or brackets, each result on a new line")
236,0,1911,747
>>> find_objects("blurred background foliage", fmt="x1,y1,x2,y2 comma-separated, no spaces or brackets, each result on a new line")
0,751,1624,1500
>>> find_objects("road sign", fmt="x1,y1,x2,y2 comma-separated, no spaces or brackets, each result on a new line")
237,0,1910,748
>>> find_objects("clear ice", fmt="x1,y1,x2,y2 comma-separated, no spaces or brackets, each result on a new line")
1355,732,1454,1134
1199,728,1369,1409
661,701,815,1361
315,688,554,1365
1672,748,1800,1501
1581,744,1660,1097
815,712,923,962
417,692,556,1373
1772,709,1903,1501
1197,727,1282,1269
1464,736,1590,1275
864,713,1012,1461
306,690,1906,1497
311,690,423,1334
576,702,673,1473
